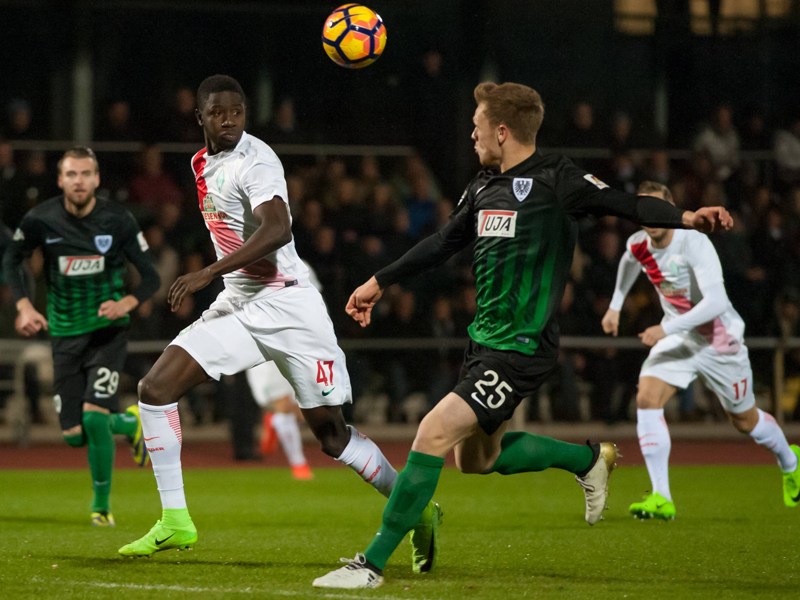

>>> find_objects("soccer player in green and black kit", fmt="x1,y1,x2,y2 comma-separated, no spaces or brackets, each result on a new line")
314,82,734,589
2,146,160,526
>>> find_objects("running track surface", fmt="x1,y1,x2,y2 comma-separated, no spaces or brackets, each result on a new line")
0,439,779,470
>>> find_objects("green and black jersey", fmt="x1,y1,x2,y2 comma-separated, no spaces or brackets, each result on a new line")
2,196,160,336
375,151,685,356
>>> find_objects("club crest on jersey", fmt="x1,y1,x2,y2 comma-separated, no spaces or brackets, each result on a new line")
58,255,105,276
478,210,517,238
94,235,112,254
201,194,226,222
512,178,533,201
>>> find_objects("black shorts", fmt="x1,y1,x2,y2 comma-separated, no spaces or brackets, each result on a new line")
453,340,557,435
51,326,128,430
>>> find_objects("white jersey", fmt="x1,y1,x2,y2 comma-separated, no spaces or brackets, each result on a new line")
610,229,744,353
191,132,309,298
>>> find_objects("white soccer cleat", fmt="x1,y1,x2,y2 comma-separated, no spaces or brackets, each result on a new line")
312,553,384,589
575,442,620,525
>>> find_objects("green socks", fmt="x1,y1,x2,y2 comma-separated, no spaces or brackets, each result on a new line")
82,411,115,513
489,431,593,475
110,411,138,438
365,451,444,570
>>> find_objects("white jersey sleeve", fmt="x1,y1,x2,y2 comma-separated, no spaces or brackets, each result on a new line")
660,234,728,336
627,229,745,351
238,149,289,212
609,234,644,312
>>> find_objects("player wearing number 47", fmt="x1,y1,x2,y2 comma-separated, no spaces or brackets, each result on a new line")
2,146,161,527
314,81,735,590
119,75,439,569
601,180,800,521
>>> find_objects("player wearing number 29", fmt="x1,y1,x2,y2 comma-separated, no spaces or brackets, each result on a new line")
119,75,438,565
601,181,800,520
2,146,160,526
314,82,736,589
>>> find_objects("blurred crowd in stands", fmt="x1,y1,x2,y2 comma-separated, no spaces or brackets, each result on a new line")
2,89,800,429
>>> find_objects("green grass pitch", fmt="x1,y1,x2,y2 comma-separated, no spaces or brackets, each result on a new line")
1,465,798,599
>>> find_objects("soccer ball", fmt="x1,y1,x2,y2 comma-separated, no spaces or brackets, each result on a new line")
321,4,387,69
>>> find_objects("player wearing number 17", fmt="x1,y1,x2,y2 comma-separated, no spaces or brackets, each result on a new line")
119,75,434,561
601,181,800,520
314,82,735,589
2,146,160,526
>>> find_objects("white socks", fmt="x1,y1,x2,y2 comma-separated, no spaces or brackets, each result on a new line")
272,412,307,467
749,409,798,472
637,408,672,500
139,401,187,509
336,425,397,497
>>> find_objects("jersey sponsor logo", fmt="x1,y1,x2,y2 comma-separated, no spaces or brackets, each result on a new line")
12,228,24,241
58,255,105,276
94,235,112,254
583,173,609,189
477,210,516,238
512,178,533,201
136,231,149,252
201,194,227,222
45,236,63,244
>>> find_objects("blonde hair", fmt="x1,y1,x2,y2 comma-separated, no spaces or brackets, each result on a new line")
637,180,674,205
473,82,544,145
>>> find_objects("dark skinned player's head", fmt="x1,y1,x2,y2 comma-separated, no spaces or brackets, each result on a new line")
195,75,247,153
196,75,245,110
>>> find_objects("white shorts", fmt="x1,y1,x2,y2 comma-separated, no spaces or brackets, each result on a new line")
246,361,295,407
640,333,755,414
171,285,352,409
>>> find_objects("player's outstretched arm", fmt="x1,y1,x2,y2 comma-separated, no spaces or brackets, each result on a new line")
681,206,734,233
345,276,383,328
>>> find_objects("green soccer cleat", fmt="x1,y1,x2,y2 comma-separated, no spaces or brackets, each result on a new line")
125,404,149,467
629,492,676,520
782,444,800,508
410,500,442,574
91,511,115,527
118,519,198,557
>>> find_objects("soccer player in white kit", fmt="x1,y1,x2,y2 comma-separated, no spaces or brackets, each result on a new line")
247,351,313,480
602,181,800,519
119,75,439,565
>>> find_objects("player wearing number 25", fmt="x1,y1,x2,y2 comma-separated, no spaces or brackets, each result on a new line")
2,146,160,526
314,82,735,589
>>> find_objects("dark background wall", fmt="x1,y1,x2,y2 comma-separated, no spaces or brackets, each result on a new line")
2,0,799,189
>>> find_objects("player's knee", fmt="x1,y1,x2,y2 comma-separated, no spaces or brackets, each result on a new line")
635,390,660,409
138,375,169,405
63,429,85,447
317,432,348,458
728,410,756,433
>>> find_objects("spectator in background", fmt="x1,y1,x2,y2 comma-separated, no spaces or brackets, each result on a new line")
3,98,36,140
693,103,741,182
260,97,308,146
0,139,25,228
563,100,602,148
642,149,672,186
95,99,141,201
127,144,184,222
97,99,141,141
165,87,204,144
373,288,432,423
774,115,800,191
18,150,54,210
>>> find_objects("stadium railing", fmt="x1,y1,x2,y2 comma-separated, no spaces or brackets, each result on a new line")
1,335,798,445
